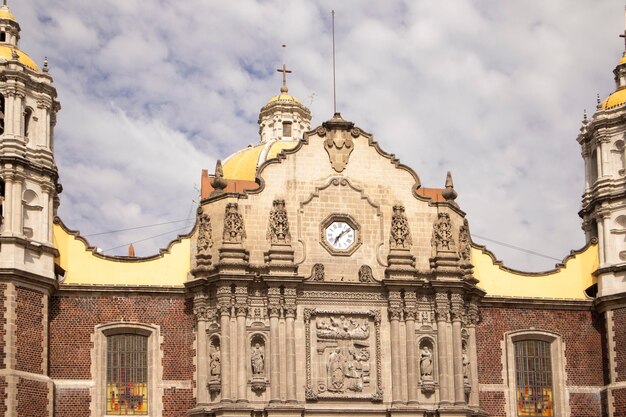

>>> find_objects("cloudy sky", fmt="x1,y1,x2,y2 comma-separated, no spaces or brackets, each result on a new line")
8,1,622,271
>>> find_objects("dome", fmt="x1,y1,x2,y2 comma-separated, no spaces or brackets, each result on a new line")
0,45,39,71
0,6,15,21
222,140,300,181
601,89,626,110
264,92,302,106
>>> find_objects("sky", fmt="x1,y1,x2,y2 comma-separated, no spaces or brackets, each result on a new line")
8,1,623,271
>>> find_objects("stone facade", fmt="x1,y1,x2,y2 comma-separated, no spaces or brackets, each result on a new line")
1,4,626,417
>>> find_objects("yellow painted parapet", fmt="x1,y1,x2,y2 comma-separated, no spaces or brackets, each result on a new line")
53,219,191,287
473,241,599,300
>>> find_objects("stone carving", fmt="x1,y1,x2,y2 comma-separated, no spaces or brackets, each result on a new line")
251,343,265,375
390,205,412,249
316,315,370,340
458,219,471,262
358,265,375,282
208,337,221,393
266,199,291,244
463,341,471,393
419,345,433,378
305,309,382,401
197,209,213,256
309,263,325,281
211,159,227,194
222,203,246,243
432,212,454,251
323,114,355,172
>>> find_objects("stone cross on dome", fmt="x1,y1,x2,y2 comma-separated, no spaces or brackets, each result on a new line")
620,7,626,52
276,64,292,93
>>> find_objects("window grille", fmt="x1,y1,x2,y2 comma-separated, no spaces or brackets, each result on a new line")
106,334,148,415
514,340,553,417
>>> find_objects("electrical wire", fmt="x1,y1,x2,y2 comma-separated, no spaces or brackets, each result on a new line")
84,219,189,237
471,233,562,261
101,224,192,253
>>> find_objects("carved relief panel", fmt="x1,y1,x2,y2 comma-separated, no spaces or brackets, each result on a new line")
304,309,383,401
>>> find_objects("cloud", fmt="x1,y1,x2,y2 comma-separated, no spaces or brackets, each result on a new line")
10,0,622,269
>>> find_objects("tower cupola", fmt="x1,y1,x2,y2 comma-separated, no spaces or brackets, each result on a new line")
258,64,311,144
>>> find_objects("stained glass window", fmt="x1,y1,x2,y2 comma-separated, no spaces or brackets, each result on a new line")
515,340,553,417
106,334,148,415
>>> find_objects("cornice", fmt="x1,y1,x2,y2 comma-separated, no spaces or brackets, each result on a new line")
0,267,58,294
54,283,186,295
481,296,592,310
593,290,626,312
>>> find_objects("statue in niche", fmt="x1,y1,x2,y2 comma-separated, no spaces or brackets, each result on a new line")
251,343,265,375
209,344,221,378
419,345,433,379
462,344,470,383
390,205,412,249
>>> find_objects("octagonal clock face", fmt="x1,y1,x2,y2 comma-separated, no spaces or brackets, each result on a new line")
325,221,356,251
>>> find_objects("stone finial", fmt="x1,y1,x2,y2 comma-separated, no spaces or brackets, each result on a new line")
222,203,246,243
432,212,455,252
442,171,457,202
597,93,601,109
128,243,135,257
267,199,291,244
582,109,588,124
389,205,412,250
211,160,227,194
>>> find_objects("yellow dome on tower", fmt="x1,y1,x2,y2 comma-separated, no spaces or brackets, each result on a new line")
222,140,300,181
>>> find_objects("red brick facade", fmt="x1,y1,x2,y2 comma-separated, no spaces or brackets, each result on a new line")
15,287,44,374
16,378,48,417
479,391,506,416
612,307,626,383
0,284,6,370
49,292,195,416
53,388,90,417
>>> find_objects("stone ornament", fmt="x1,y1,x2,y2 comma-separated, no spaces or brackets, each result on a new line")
222,202,246,243
196,208,213,256
208,337,221,394
267,199,291,244
251,343,265,375
458,219,471,262
462,342,471,391
304,309,383,402
419,338,436,394
432,212,454,251
211,159,227,194
358,265,375,282
322,113,355,172
390,205,412,249
250,337,268,394
309,263,325,281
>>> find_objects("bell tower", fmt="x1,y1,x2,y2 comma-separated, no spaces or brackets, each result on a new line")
0,3,60,416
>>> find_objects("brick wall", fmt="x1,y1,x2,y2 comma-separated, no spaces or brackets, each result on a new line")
614,388,626,417
49,293,195,415
0,376,6,417
613,307,626,382
569,392,601,417
0,283,5,370
163,388,195,417
16,378,47,417
53,388,90,417
15,287,44,374
479,391,505,417
477,306,604,386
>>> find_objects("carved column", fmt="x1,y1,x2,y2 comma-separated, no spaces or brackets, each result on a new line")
4,88,14,136
217,288,232,402
435,292,451,405
389,291,403,404
11,173,23,236
404,292,418,404
284,287,297,403
194,295,210,405
235,285,248,402
450,291,465,405
267,287,281,402
466,298,480,407
2,173,13,233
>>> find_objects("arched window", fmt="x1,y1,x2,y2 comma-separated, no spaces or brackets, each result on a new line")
23,107,32,139
505,331,565,417
0,32,6,43
615,139,626,175
106,334,148,415
282,121,292,137
93,323,161,417
589,149,598,184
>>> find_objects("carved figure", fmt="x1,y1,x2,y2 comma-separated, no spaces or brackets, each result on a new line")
420,345,433,378
223,203,246,243
317,315,369,340
458,219,471,262
251,343,265,375
432,212,454,251
310,263,325,281
209,345,221,377
267,199,291,244
390,205,412,249
358,265,374,282
197,210,213,255
328,348,345,391
462,345,470,383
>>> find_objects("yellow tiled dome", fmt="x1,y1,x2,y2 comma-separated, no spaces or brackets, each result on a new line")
222,140,300,181
265,93,302,106
0,6,15,21
0,45,39,71
601,88,626,110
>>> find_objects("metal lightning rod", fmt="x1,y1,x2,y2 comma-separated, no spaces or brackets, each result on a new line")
332,10,337,114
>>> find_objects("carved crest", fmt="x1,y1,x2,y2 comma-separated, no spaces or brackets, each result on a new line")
358,265,375,282
432,212,454,251
197,209,213,255
309,263,325,281
324,130,354,172
390,205,412,249
458,219,471,262
266,199,291,244
223,203,246,243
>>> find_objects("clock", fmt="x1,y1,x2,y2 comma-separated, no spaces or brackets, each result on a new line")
320,214,361,255
325,221,355,250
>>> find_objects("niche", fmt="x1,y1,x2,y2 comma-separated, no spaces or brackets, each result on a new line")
418,337,435,394
250,334,267,394
208,336,221,396
22,188,40,239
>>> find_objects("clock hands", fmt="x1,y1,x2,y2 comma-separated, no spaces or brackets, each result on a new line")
333,228,348,245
